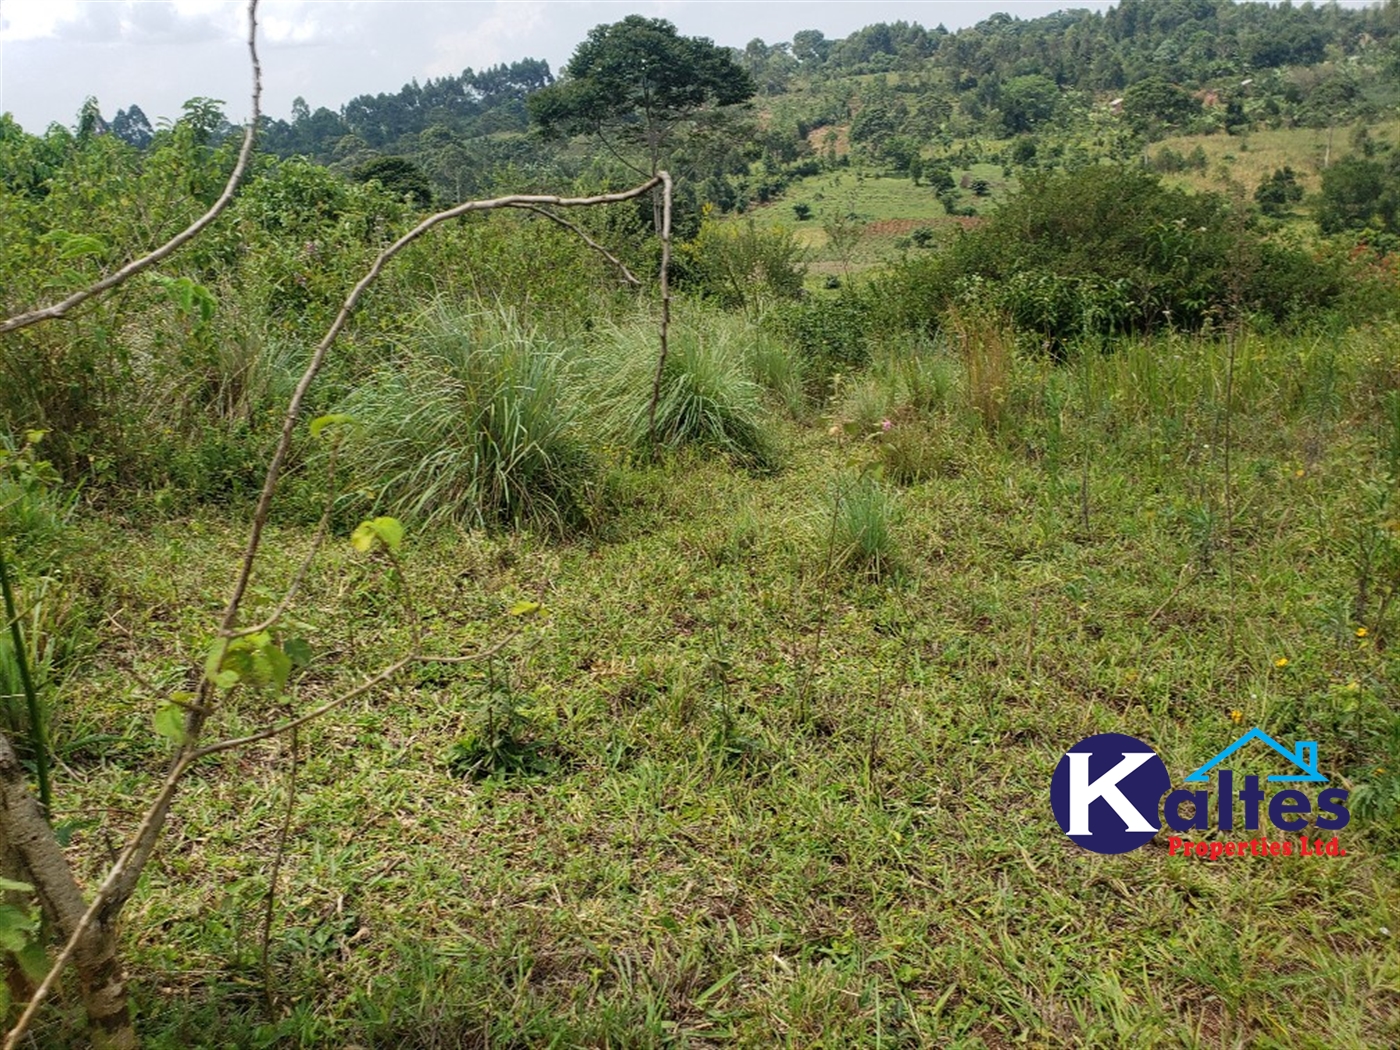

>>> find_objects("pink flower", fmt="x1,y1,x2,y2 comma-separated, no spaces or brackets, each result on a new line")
881,419,893,432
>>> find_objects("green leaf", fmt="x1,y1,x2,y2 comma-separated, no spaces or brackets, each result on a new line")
0,905,36,953
261,642,293,695
40,229,107,259
213,669,239,690
154,703,187,743
205,637,229,683
309,413,355,438
0,877,33,895
15,939,49,982
507,600,542,617
284,638,313,668
351,516,403,553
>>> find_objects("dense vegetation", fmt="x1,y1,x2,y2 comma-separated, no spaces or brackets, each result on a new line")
4,1,1400,1046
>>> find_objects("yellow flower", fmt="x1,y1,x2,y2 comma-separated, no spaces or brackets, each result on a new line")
1357,627,1368,638
1229,709,1243,724
1274,657,1289,668
1294,468,1306,478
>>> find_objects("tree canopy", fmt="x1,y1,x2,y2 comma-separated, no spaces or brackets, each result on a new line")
528,16,755,173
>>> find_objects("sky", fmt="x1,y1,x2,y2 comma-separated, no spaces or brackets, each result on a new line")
0,0,1379,132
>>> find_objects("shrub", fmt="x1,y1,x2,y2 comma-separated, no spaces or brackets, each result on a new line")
677,215,807,314
583,316,781,472
339,305,595,532
874,165,1347,346
763,291,874,370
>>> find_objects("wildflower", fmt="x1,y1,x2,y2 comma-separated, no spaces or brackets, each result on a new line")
881,419,893,432
1274,657,1289,668
1295,469,1305,478
1357,627,1368,638
1229,709,1243,724
1347,681,1361,692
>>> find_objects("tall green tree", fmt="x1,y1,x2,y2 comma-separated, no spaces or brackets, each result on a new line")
527,15,755,178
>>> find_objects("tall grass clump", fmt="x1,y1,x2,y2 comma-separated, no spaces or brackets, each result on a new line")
948,305,1016,432
583,316,782,472
826,475,902,579
340,306,594,531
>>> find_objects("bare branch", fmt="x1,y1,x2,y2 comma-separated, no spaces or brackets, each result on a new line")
223,440,340,641
5,156,670,1046
513,204,641,286
214,177,664,643
0,0,263,336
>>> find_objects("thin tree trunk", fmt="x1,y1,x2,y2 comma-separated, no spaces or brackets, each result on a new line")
0,735,134,1048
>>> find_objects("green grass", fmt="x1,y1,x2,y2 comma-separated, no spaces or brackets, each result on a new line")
1153,120,1400,199
337,304,596,532
749,165,1017,282
582,313,784,472
17,321,1400,1048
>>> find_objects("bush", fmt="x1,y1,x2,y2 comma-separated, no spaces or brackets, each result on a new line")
677,216,807,314
339,305,595,532
763,291,874,370
583,315,781,472
873,165,1347,346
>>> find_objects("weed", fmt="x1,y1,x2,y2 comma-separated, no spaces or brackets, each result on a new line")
949,305,1015,432
446,665,553,782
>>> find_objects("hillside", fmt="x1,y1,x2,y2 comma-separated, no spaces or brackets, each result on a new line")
4,2,1400,1047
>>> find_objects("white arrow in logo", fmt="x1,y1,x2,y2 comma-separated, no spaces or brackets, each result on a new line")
1066,752,1159,835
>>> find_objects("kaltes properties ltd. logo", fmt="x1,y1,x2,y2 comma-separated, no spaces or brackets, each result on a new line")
1050,729,1351,859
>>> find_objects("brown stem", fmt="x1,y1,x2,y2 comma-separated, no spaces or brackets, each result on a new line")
647,172,675,450
260,725,297,1017
0,0,263,336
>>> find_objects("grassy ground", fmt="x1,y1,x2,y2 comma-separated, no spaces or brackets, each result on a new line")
21,321,1400,1047
1152,120,1400,197
746,166,1011,282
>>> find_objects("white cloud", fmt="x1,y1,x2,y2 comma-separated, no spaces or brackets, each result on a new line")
425,0,547,77
0,0,80,42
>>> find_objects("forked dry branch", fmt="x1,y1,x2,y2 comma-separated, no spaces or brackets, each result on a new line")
0,2,675,1044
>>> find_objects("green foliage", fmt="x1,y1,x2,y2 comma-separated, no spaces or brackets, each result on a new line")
584,316,781,471
1122,76,1202,138
350,156,434,209
874,166,1346,346
1318,155,1400,236
677,216,806,313
826,474,901,578
763,292,874,370
1255,166,1304,217
340,306,595,532
446,671,553,782
0,432,70,574
528,15,754,172
999,75,1061,135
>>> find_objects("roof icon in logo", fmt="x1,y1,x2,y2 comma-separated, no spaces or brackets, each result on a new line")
1183,727,1326,784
